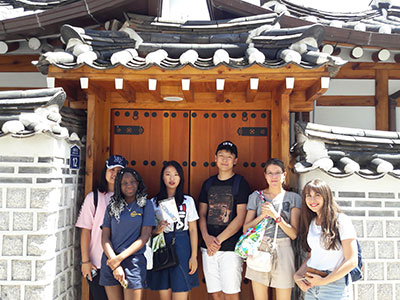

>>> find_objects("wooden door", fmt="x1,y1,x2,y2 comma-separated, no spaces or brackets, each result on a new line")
190,110,270,199
190,110,270,300
110,109,270,300
111,109,190,198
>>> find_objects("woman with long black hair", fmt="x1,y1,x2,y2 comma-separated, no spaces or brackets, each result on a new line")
100,168,155,300
147,160,199,300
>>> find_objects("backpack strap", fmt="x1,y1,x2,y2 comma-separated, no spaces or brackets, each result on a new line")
93,189,98,216
204,175,217,195
232,174,242,197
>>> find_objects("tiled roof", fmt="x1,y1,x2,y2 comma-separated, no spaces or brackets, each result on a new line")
291,122,400,179
0,87,83,140
35,13,346,74
263,0,400,35
0,0,77,10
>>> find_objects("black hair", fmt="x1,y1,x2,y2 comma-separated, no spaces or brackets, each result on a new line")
155,160,185,208
108,168,147,221
97,166,108,193
264,158,285,173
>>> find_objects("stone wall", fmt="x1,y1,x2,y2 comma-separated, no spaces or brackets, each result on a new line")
298,169,400,300
0,134,85,300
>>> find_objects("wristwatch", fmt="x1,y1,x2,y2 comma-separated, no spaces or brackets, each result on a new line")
275,216,282,223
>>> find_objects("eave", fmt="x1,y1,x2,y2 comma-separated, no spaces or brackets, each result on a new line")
209,0,400,50
0,0,161,41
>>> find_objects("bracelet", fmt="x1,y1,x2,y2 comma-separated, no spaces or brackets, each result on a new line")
112,266,119,272
80,261,90,265
275,216,282,223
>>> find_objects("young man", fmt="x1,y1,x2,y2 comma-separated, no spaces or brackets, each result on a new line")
199,141,251,300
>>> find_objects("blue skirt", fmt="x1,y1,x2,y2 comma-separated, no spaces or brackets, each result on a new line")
99,253,147,289
147,230,199,292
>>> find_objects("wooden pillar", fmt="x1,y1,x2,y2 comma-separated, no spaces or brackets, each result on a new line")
82,86,111,300
270,78,293,169
375,69,389,131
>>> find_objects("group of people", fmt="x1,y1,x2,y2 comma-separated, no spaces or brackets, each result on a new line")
76,140,359,300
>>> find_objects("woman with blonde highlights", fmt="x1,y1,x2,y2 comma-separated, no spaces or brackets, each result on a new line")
294,179,358,300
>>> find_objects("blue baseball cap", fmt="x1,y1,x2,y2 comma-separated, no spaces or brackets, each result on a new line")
106,155,128,169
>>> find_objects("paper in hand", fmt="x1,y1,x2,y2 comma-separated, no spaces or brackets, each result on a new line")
159,197,181,226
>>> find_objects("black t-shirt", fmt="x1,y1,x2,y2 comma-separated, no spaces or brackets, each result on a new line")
199,174,250,251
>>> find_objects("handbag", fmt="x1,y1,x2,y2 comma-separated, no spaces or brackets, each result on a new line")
151,224,179,272
235,191,269,259
246,191,285,273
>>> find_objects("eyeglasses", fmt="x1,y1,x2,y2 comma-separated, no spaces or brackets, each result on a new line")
265,172,283,177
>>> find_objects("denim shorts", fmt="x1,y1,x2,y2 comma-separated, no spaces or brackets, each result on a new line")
305,276,351,300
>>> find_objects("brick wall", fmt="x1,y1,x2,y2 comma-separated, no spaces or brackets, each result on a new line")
298,169,400,300
0,134,85,300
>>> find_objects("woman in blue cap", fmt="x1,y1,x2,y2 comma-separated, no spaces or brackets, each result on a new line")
100,168,156,300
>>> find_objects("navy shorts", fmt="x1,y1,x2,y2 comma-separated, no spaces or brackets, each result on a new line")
147,230,199,292
99,253,147,289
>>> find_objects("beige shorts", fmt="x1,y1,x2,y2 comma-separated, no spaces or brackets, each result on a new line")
245,237,295,289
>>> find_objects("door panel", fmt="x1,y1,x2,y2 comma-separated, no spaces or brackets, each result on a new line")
110,109,270,300
111,109,190,198
190,110,271,200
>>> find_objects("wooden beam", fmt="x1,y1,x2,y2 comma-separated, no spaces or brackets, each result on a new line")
216,91,224,102
246,87,256,102
317,96,375,106
48,64,329,81
0,54,39,72
182,89,194,102
306,77,329,102
270,81,291,168
375,69,389,131
116,82,136,103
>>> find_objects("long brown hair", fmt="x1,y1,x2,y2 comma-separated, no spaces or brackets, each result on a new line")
299,179,341,251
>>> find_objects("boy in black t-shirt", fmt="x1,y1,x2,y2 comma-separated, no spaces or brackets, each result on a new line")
198,141,251,300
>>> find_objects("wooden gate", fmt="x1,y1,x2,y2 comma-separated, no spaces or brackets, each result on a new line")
111,109,270,300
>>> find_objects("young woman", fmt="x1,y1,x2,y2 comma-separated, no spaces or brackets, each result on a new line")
100,168,156,300
76,155,127,300
294,179,358,300
147,160,199,300
243,158,301,300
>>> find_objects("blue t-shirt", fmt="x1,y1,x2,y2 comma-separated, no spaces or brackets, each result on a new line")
102,200,156,255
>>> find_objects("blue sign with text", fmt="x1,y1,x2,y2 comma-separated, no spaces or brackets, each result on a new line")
70,145,80,169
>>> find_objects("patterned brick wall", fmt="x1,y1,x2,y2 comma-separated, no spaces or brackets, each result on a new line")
0,134,85,300
298,169,400,300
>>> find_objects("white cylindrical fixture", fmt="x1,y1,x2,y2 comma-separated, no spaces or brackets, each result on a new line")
80,77,89,89
321,77,330,89
115,78,123,90
321,44,334,55
377,49,390,61
286,77,295,89
46,77,55,88
181,79,190,91
0,41,8,54
28,37,41,50
148,78,157,91
216,79,225,91
250,78,259,90
351,47,363,59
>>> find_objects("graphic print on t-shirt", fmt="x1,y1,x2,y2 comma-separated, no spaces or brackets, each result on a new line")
176,203,187,231
207,185,234,225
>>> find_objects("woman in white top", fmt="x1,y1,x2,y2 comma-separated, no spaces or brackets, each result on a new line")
147,160,199,300
243,158,301,300
294,179,358,300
